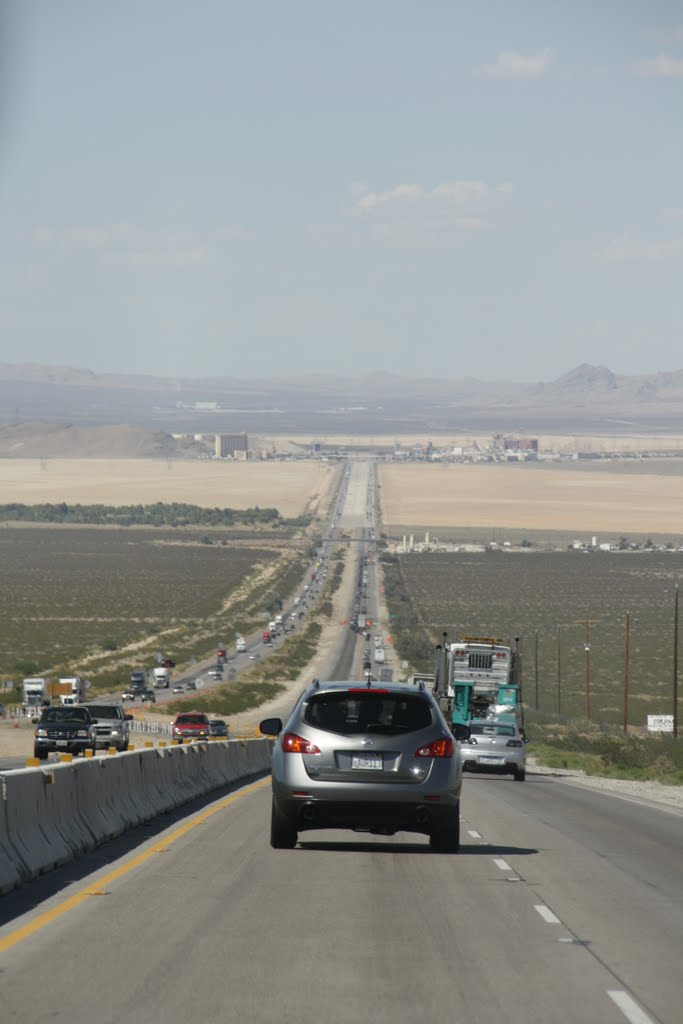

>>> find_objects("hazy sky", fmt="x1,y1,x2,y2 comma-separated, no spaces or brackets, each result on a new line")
1,1,682,381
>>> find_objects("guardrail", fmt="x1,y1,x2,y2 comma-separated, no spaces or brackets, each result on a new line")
0,738,273,895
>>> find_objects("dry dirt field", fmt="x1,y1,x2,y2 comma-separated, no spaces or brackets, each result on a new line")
0,459,335,517
378,463,683,533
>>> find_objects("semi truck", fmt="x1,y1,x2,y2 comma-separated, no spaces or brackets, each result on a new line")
153,666,171,689
22,676,89,710
434,636,523,731
57,676,89,705
235,636,247,653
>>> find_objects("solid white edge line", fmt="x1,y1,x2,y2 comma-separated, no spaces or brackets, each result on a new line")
534,904,561,924
607,990,655,1024
467,830,482,838
493,858,511,871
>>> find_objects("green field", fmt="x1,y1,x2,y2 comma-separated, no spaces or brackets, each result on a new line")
382,549,683,729
0,526,306,686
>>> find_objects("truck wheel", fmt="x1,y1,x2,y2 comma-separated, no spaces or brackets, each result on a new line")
270,799,297,850
34,747,48,761
429,812,460,853
514,768,526,782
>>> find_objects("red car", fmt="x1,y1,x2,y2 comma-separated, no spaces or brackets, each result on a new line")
172,711,210,741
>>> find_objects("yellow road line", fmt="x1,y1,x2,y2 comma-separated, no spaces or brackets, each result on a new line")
0,776,270,954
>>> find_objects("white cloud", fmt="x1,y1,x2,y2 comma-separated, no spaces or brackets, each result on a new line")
352,179,512,214
34,224,136,249
127,247,211,268
649,23,683,45
630,53,683,77
478,47,554,80
595,236,682,263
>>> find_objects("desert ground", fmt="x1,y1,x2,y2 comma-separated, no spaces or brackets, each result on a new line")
0,459,335,518
378,463,683,534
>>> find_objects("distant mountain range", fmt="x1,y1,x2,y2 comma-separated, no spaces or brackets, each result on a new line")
0,361,682,439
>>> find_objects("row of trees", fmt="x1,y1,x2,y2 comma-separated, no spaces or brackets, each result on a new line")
0,502,289,528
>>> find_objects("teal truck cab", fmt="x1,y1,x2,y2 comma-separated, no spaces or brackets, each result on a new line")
434,636,524,731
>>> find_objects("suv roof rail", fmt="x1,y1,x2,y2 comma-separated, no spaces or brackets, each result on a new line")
312,678,320,688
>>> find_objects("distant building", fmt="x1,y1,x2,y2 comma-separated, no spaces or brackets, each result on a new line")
215,432,248,458
504,437,539,453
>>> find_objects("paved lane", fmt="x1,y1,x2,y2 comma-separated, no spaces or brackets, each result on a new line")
2,771,680,1024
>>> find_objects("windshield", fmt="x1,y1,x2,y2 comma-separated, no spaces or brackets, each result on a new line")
305,693,433,735
41,708,90,723
177,715,207,725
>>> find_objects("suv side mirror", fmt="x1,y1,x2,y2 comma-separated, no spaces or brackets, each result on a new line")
125,714,134,721
259,717,283,737
451,723,471,742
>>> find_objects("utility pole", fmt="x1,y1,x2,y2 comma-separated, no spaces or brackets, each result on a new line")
674,585,679,739
623,612,630,734
556,626,562,715
575,620,600,722
534,630,539,711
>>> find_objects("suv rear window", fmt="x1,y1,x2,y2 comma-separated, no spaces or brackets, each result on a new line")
304,692,432,735
176,713,208,725
470,723,516,737
83,705,122,719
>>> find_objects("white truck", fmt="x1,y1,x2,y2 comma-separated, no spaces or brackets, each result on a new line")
57,676,89,705
235,636,247,654
153,666,171,689
22,677,50,713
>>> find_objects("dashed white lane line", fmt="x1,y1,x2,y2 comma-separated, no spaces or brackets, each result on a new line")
467,830,482,838
493,858,512,871
534,904,561,924
607,990,655,1024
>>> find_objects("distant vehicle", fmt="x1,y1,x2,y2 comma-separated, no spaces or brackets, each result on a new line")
142,689,156,702
33,705,98,760
130,670,147,691
172,711,210,741
209,666,223,679
459,719,526,781
121,689,136,702
80,701,133,752
209,719,229,738
217,648,227,664
153,666,171,689
186,680,198,691
235,636,247,653
262,630,272,644
172,685,184,694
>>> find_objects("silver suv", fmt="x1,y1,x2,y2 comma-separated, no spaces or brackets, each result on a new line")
459,717,527,781
260,679,469,852
81,702,133,752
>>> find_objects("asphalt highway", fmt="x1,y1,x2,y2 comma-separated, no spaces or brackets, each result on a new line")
3,459,682,1022
1,770,680,1024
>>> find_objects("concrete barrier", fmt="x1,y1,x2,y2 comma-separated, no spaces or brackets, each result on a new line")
0,781,23,894
0,738,273,893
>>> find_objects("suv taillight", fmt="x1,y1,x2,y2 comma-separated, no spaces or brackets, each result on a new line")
282,732,321,755
507,739,524,748
414,737,454,759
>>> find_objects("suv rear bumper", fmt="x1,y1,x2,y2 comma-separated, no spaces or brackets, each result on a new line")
275,793,459,836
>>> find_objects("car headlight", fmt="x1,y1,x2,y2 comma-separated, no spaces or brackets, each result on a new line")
35,728,48,737
111,729,120,736
76,730,89,737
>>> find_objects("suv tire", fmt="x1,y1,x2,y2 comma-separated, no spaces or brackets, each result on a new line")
429,812,460,853
270,799,297,849
514,768,526,782
34,747,48,761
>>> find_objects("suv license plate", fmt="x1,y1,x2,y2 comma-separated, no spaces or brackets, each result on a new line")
56,740,68,747
352,754,383,770
480,756,503,764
